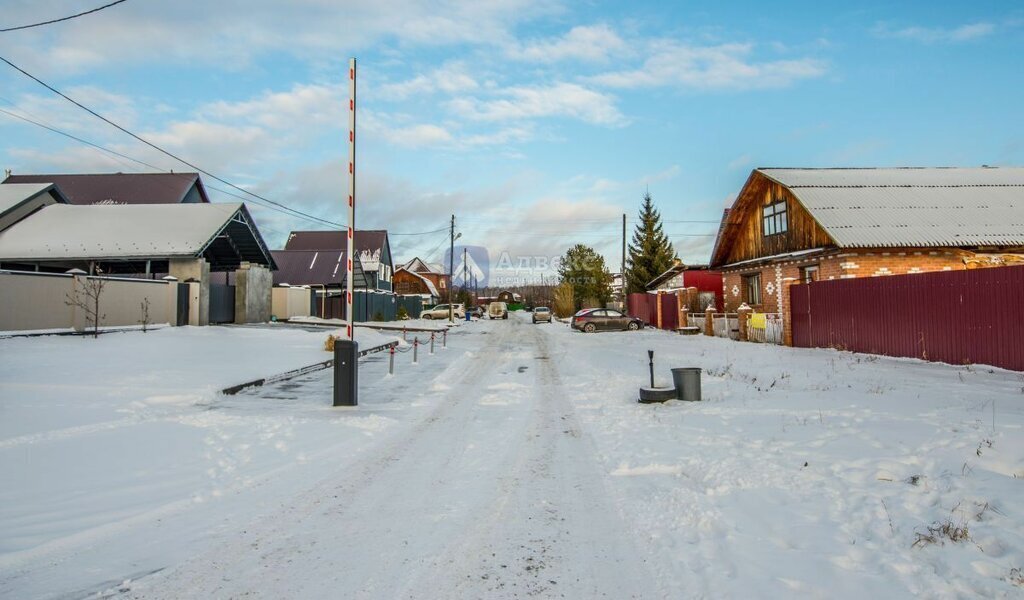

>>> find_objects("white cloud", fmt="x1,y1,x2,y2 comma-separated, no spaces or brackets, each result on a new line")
874,22,996,43
376,63,480,101
0,0,556,74
448,82,626,126
507,24,627,63
588,41,827,91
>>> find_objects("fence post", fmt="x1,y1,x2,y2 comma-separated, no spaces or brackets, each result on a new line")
676,290,685,330
656,290,664,330
442,329,447,348
704,305,715,337
781,277,798,347
737,303,752,342
413,337,418,364
430,332,435,354
389,344,395,375
403,326,407,341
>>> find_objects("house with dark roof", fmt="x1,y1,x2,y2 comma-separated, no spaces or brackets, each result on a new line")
393,257,447,304
283,230,394,292
3,172,210,205
710,167,1024,314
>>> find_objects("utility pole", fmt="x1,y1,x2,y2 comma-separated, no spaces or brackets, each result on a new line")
448,214,455,323
462,247,468,317
621,213,627,296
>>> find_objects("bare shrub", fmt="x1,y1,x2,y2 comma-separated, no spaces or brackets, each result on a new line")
65,269,107,338
139,297,151,332
912,518,971,548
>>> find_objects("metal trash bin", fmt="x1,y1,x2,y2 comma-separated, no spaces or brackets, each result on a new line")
333,339,359,406
671,367,701,402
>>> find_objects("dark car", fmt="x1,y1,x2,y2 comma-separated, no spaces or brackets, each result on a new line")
570,308,643,333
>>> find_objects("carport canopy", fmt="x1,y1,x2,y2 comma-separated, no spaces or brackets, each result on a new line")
0,202,276,274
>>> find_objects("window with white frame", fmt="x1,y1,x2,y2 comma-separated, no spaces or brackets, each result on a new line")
743,273,762,305
762,200,788,236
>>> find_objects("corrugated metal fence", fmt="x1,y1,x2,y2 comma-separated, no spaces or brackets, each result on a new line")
791,266,1024,371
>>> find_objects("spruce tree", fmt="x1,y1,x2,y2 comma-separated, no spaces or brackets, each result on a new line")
625,192,676,295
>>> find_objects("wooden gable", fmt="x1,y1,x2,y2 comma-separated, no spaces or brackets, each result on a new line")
712,171,835,266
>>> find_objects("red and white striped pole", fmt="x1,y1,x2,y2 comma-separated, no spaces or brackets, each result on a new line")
346,58,356,340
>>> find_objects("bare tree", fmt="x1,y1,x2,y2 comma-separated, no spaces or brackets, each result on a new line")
139,297,151,332
65,269,107,338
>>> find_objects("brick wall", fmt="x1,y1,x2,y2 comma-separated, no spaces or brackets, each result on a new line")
722,247,971,312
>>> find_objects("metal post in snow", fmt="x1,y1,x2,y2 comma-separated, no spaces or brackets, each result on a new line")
389,344,395,376
430,332,435,355
413,337,418,364
443,328,447,348
648,350,655,388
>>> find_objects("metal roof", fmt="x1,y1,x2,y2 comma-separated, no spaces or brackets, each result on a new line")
3,172,209,205
758,167,1024,247
0,203,275,269
271,249,366,288
0,183,57,215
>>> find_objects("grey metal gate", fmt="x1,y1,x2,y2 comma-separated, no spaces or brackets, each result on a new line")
209,283,235,324
176,283,190,326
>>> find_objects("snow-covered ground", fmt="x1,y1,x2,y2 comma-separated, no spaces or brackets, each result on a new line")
1,315,1022,598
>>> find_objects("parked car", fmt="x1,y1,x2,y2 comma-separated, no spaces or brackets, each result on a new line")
571,308,642,332
532,306,552,323
422,303,464,320
471,306,485,319
488,301,508,319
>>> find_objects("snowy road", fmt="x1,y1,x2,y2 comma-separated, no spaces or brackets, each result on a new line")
4,312,1024,598
128,316,657,598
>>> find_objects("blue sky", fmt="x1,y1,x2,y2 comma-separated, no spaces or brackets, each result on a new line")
1,0,1021,281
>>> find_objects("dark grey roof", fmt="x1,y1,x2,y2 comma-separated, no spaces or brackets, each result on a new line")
271,249,367,288
2,172,209,205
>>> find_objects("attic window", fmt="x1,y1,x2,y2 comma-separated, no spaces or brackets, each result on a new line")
762,200,788,236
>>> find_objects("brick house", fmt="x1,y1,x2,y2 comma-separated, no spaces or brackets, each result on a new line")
710,167,1024,315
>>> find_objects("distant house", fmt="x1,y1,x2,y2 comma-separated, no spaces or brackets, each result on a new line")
710,167,1024,313
394,257,447,304
283,230,393,292
3,172,210,205
646,260,723,311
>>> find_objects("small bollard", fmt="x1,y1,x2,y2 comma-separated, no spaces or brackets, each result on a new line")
443,329,447,348
648,350,655,388
413,337,419,364
403,326,407,341
430,332,435,355
389,344,395,375
333,338,359,407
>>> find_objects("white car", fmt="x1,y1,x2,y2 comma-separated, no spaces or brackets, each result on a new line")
421,303,464,320
488,301,508,320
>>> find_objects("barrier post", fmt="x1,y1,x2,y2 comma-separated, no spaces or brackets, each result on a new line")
430,332,435,355
389,344,395,375
413,337,418,364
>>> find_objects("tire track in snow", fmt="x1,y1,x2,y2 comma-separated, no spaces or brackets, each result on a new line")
127,319,525,599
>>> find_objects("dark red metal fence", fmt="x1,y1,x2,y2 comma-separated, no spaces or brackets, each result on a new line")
628,293,657,325
627,292,680,330
790,267,1024,371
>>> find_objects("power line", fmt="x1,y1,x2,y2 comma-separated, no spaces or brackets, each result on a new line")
0,101,347,230
1,0,130,33
0,53,344,228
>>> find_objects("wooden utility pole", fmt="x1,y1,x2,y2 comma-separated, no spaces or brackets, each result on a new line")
448,214,455,322
621,213,626,293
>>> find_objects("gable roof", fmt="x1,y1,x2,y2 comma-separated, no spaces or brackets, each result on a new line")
0,202,275,269
270,249,366,288
0,182,68,215
713,167,1024,265
283,229,391,272
400,256,444,274
3,172,209,205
